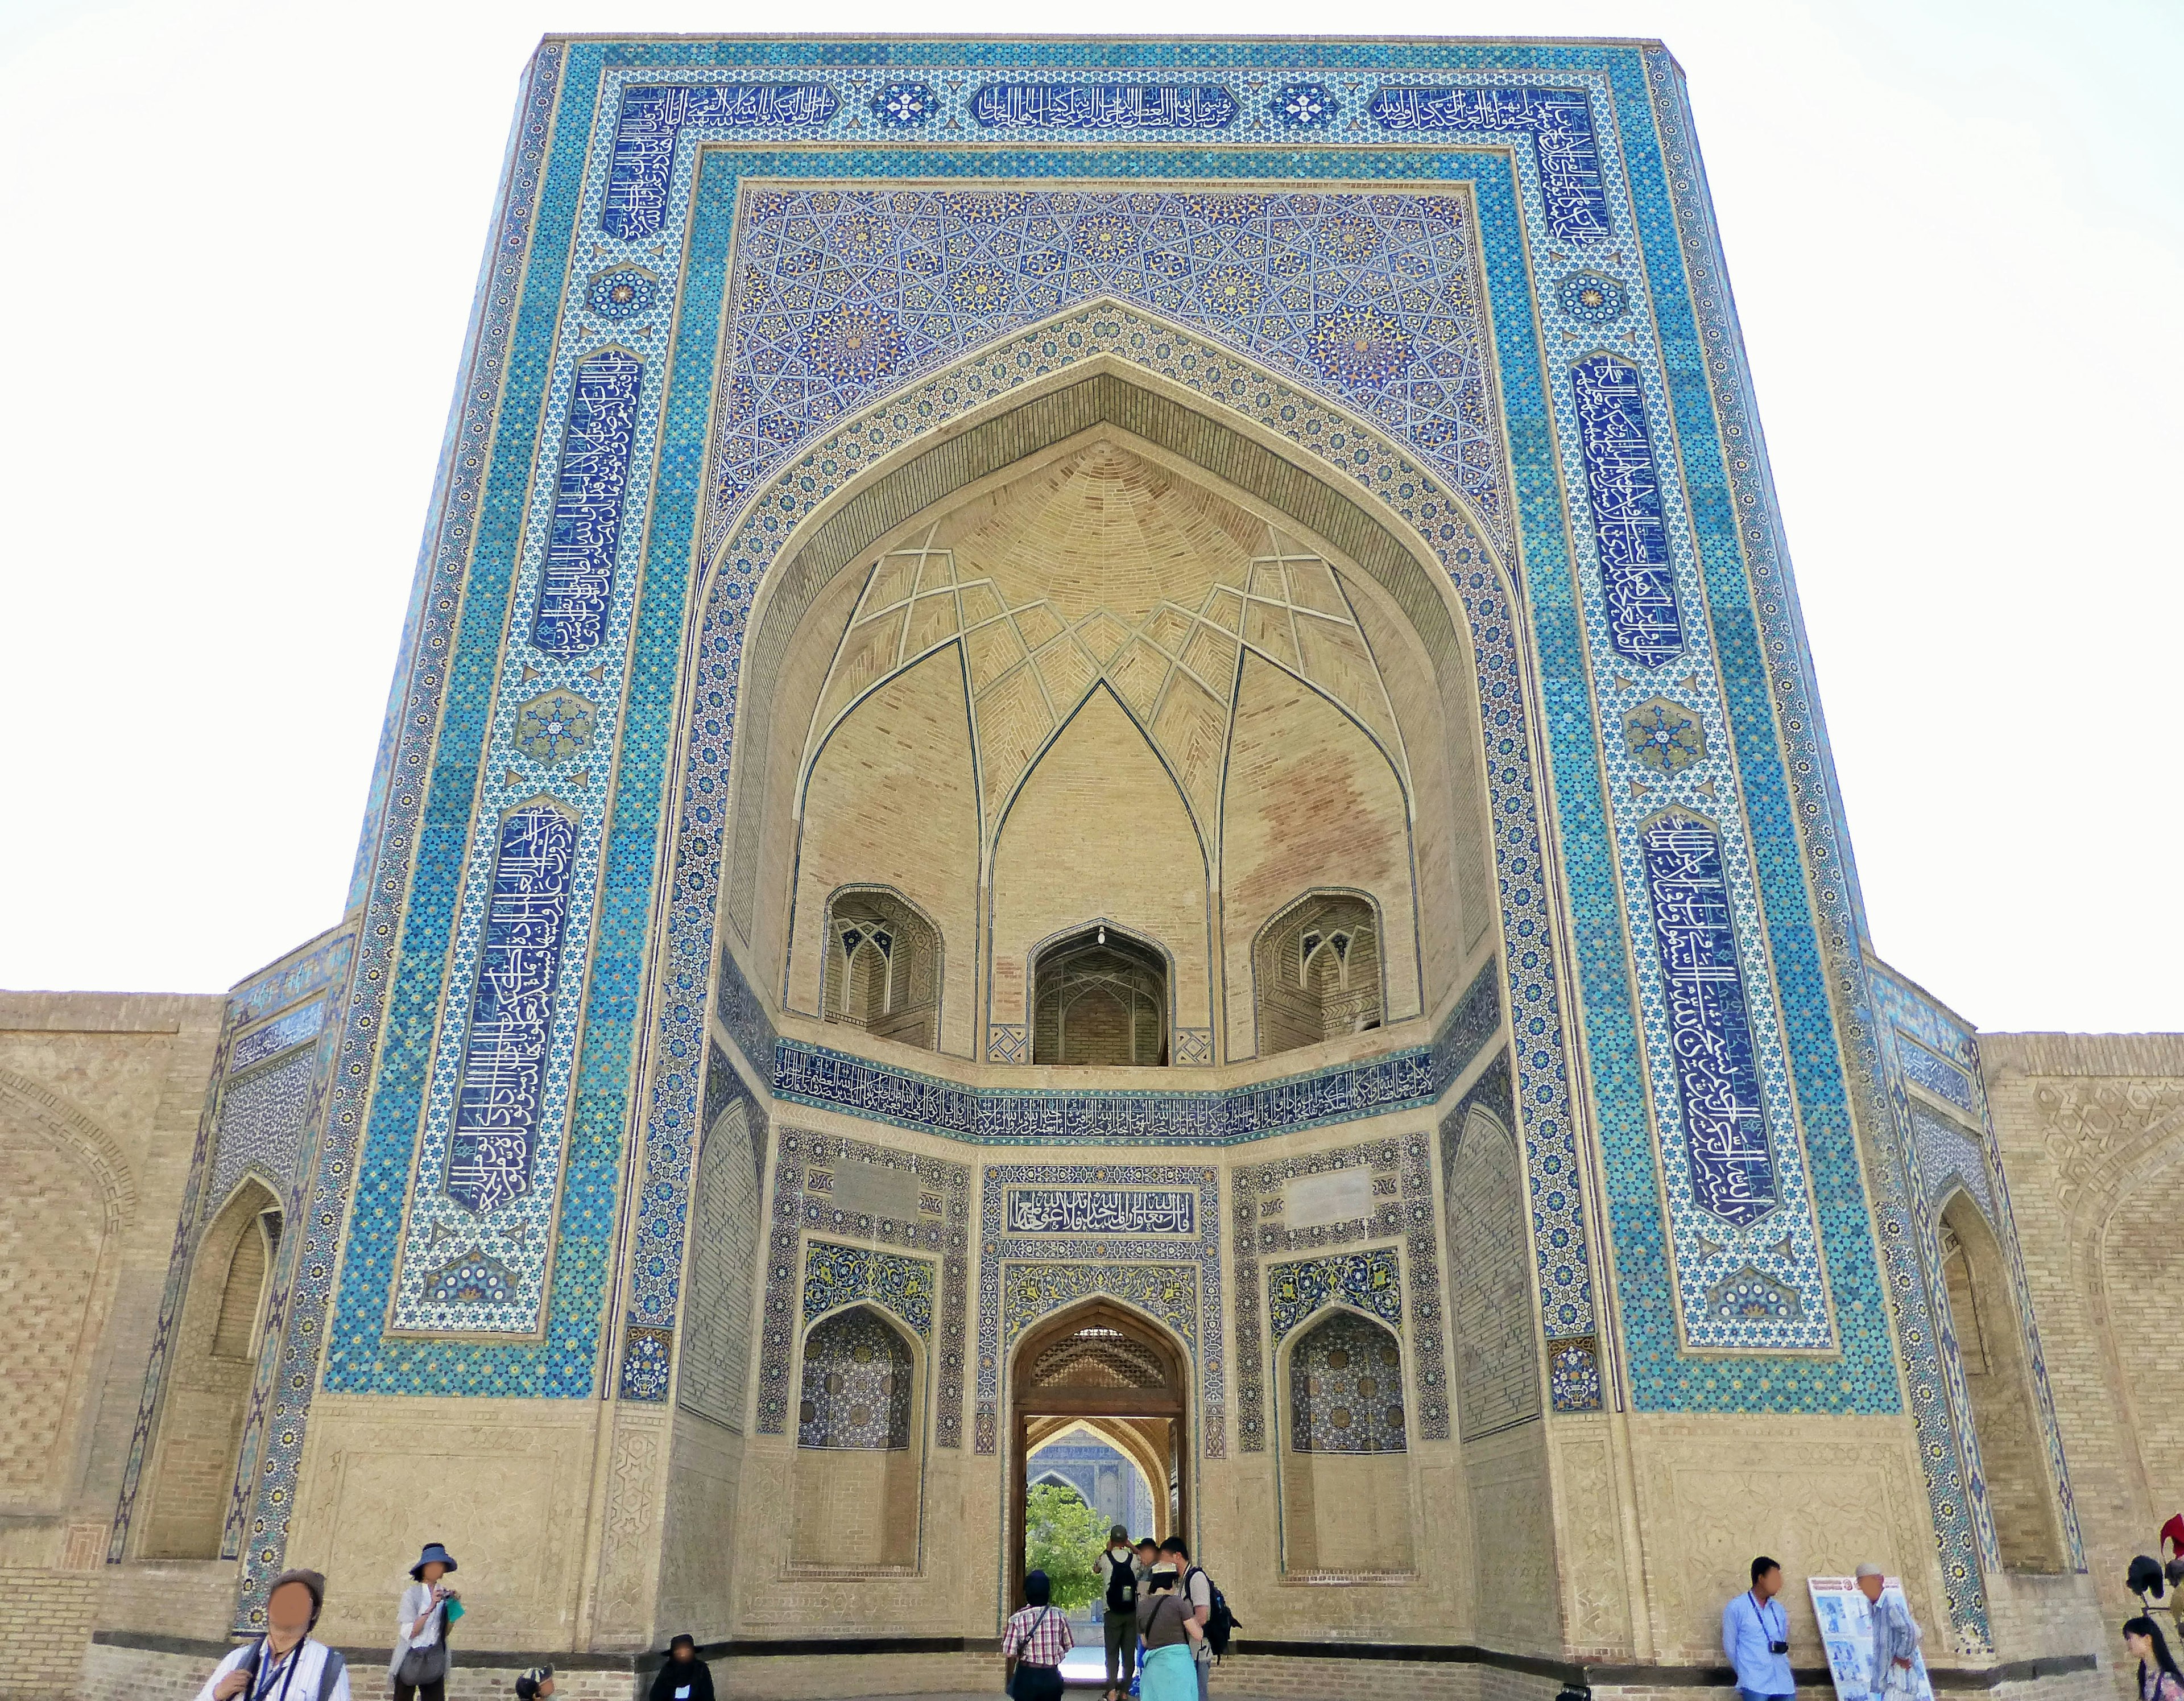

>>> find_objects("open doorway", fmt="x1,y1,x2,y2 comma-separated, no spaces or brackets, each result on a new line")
1009,1300,1189,1611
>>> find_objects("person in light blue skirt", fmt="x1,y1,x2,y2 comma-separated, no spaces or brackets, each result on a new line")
1132,1566,1202,1701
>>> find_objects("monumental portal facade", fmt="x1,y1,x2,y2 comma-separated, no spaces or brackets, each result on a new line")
1,33,2164,1701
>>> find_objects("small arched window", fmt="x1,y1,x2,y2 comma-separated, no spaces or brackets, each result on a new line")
1255,893,1382,1057
798,1307,914,1451
211,1208,280,1360
1032,927,1169,1067
824,890,940,1052
1289,1309,1407,1454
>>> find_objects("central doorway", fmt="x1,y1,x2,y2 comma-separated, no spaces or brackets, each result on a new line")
1010,1300,1189,1607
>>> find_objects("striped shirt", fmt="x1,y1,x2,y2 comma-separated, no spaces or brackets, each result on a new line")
1001,1604,1074,1668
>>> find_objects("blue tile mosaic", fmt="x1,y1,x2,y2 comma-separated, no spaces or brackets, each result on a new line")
1233,1131,1457,1447
1269,1245,1403,1340
971,84,1238,129
1364,86,1608,241
1572,354,1682,668
803,1237,936,1338
1005,1188,1198,1236
606,84,838,238
755,1129,969,1439
533,350,641,655
1641,815,1784,1235
1899,1033,1979,1115
228,997,326,1076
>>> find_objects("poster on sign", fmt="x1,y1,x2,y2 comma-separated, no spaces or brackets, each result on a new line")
1809,1577,1934,1701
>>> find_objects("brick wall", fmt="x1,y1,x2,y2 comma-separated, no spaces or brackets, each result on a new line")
0,1569,100,1700
788,646,982,1058
1982,1034,2184,1628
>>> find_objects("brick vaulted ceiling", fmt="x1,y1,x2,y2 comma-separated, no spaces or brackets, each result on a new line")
797,432,1413,858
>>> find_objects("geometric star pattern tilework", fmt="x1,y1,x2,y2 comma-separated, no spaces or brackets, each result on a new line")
713,184,1512,562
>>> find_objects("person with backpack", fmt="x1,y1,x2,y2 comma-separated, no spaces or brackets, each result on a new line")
1000,1567,1073,1701
1097,1523,1143,1701
391,1541,462,1700
1160,1537,1237,1701
196,1568,350,1700
1133,1565,1202,1701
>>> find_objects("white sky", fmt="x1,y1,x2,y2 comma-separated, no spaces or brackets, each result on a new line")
2,0,2177,1032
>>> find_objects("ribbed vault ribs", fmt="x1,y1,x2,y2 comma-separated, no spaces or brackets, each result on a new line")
725,367,1485,939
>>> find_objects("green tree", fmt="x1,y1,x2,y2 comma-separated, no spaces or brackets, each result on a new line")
1024,1481,1105,1613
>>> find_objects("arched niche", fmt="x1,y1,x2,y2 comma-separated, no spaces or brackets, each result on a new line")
1938,1190,2065,1572
1032,921,1170,1066
139,1176,280,1559
790,1303,924,1570
720,364,1501,1076
1254,889,1386,1059
1008,1298,1192,1604
822,886,944,1052
0,1070,134,1509
1443,1103,1542,1438
1277,1306,1414,1575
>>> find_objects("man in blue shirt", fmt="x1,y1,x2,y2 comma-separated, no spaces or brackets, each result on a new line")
1723,1555,1794,1701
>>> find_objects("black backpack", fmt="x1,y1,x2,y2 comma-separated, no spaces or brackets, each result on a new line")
1184,1565,1239,1659
238,1638,347,1701
1104,1550,1139,1613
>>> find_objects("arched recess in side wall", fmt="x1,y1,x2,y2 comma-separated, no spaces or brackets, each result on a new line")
2100,1149,2184,1571
791,1303,925,1569
138,1175,281,1559
1276,1304,1414,1575
1938,1189,2065,1572
1440,1084,1563,1649
714,360,1504,1069
0,1068,137,1511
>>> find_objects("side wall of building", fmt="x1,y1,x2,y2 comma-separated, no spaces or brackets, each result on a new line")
0,991,222,1701
1982,1033,2184,1629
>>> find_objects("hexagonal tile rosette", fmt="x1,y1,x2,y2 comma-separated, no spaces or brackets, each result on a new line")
512,688,598,766
1623,696,1706,775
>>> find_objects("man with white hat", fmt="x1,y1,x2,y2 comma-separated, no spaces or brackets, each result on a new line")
1855,1563,1922,1701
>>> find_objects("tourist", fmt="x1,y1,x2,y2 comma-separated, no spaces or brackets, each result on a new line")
1854,1564,1920,1700
2127,1617,2184,1701
648,1634,714,1701
1097,1522,1143,1701
1724,1557,1794,1701
391,1542,461,1701
1000,1567,1072,1701
1160,1536,1227,1701
196,1568,350,1700
1134,1565,1202,1701
514,1668,555,1699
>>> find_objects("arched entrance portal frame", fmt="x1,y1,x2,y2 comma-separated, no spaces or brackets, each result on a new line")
1008,1299,1190,1611
621,313,1605,1432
